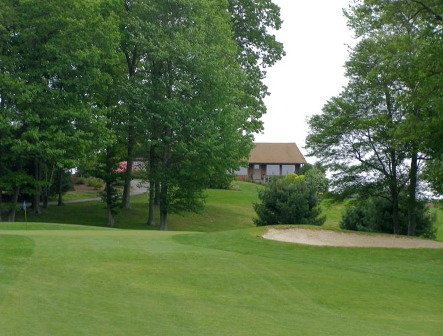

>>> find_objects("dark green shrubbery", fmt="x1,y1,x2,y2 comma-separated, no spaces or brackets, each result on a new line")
340,197,437,239
73,176,104,190
131,167,147,180
87,177,104,190
51,170,73,194
254,176,326,226
207,172,236,190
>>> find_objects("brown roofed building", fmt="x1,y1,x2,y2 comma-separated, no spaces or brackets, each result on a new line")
235,143,307,181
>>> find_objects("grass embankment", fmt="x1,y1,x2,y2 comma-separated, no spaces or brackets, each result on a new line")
61,190,100,201
16,182,259,231
13,182,443,239
321,199,350,229
0,226,441,335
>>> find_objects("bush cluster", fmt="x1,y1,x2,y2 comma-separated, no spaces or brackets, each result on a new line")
74,176,104,190
207,173,236,190
254,175,325,226
340,197,437,239
88,178,104,190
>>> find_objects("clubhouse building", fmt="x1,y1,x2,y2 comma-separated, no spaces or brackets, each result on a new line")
234,143,307,181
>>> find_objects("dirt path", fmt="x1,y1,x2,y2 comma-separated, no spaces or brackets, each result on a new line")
262,228,443,249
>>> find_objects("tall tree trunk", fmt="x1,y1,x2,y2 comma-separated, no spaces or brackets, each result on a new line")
391,187,400,235
42,164,48,208
408,151,418,236
0,185,2,222
148,183,155,226
122,129,134,209
160,205,167,231
32,158,41,214
0,87,3,221
42,195,48,208
390,150,400,235
159,61,175,231
159,143,170,231
43,164,56,208
106,147,115,227
107,201,115,227
0,147,2,222
57,168,65,206
155,180,160,205
8,187,20,222
122,44,138,210
159,183,168,231
148,144,156,226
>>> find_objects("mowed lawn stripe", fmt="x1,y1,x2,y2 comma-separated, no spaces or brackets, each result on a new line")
0,228,441,335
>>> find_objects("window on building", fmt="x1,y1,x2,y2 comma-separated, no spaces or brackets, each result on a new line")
282,165,295,176
266,165,279,175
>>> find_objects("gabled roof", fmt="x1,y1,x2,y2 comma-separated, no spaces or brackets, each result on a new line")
249,143,307,164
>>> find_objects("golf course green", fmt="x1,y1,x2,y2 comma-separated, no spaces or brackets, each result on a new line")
0,223,442,335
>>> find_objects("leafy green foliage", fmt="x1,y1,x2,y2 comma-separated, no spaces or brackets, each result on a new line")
207,172,236,190
254,177,325,226
0,0,285,227
424,157,443,194
87,178,104,190
50,170,73,195
307,0,443,234
340,197,437,239
0,0,121,219
305,168,328,194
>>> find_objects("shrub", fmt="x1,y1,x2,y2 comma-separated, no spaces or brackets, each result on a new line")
87,178,104,190
340,197,437,239
304,168,328,194
254,177,326,226
75,176,88,185
131,167,147,180
207,173,236,190
284,173,305,184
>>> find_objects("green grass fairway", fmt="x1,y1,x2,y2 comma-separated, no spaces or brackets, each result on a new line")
16,182,259,231
0,225,442,335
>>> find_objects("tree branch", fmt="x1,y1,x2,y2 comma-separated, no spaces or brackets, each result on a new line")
410,0,443,22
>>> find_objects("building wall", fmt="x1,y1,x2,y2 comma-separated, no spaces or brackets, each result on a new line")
234,163,304,181
234,167,248,175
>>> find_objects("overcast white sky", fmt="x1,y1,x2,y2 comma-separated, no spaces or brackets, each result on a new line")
254,0,356,160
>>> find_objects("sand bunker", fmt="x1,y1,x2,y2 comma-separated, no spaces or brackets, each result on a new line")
262,228,443,249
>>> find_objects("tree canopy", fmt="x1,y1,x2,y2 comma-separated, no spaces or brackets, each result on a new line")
0,0,285,228
307,0,443,236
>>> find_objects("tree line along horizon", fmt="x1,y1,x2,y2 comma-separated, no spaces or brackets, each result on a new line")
1,0,442,236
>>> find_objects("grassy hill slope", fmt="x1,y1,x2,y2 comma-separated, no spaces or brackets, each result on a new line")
14,182,259,231
10,181,443,240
